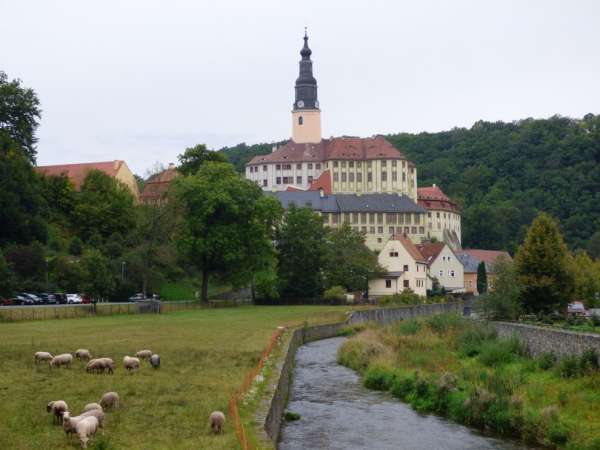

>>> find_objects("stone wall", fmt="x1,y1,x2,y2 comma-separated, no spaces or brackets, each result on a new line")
347,302,463,326
490,321,600,359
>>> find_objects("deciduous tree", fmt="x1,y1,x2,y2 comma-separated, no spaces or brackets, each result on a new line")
515,212,575,314
177,144,228,176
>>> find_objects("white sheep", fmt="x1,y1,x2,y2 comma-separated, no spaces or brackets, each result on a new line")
86,358,115,374
63,413,99,449
50,353,73,369
99,392,119,409
209,411,225,434
75,349,92,362
83,403,102,412
135,349,152,360
47,400,69,424
123,356,140,373
63,409,104,437
149,354,160,369
98,357,116,374
34,351,53,365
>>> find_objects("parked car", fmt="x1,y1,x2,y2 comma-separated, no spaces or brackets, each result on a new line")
22,293,43,304
66,294,83,304
53,293,68,304
14,294,34,305
37,293,57,304
81,294,92,304
0,297,13,306
128,293,146,302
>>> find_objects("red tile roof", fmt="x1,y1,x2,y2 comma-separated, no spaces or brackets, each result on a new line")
247,136,408,165
457,249,512,273
36,161,125,190
140,166,179,202
307,169,332,194
391,234,427,263
417,185,460,213
416,242,445,264
285,185,304,192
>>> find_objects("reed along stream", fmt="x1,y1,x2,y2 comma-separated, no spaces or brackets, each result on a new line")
279,337,526,450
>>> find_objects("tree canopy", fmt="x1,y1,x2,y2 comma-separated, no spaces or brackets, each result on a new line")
177,144,228,176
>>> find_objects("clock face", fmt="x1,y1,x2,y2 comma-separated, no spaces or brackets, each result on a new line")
297,100,304,108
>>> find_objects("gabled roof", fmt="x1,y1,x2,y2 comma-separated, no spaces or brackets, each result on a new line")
36,161,127,190
455,252,480,273
416,242,446,264
307,169,332,194
247,136,408,165
455,249,511,273
140,166,179,202
391,234,427,263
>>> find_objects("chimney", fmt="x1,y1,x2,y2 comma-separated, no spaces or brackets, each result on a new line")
272,145,278,153
318,187,324,198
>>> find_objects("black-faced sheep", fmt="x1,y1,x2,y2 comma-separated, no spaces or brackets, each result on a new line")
99,392,119,409
123,356,140,373
50,353,73,368
47,400,69,424
209,411,225,434
75,349,92,362
150,354,160,369
35,352,53,365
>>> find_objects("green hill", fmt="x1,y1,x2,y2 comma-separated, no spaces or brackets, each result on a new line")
218,114,600,253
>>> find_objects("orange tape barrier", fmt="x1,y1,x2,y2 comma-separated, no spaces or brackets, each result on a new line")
229,327,285,450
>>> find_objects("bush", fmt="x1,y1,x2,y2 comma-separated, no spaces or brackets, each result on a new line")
580,348,599,372
337,338,386,371
537,352,557,370
396,319,421,335
456,324,497,357
478,338,523,367
390,372,416,400
557,356,580,378
323,286,346,303
364,365,394,391
590,314,600,327
378,290,422,306
284,411,301,421
426,314,463,334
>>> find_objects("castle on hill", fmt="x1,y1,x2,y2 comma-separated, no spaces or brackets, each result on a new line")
244,32,461,251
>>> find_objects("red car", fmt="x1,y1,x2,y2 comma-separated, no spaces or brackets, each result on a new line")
81,294,92,304
0,297,14,306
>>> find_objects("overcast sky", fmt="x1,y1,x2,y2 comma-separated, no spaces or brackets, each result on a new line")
2,0,599,175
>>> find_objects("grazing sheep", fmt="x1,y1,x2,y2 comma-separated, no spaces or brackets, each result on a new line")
149,354,160,369
135,349,152,360
209,411,225,434
99,392,119,410
34,351,53,365
63,413,99,449
83,403,102,412
86,358,115,374
47,400,69,425
75,349,92,362
50,353,73,369
63,409,104,437
123,356,140,373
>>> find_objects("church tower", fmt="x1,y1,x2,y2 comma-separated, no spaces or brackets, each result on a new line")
292,31,322,144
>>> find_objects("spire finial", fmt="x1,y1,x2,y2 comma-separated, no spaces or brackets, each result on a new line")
304,26,307,38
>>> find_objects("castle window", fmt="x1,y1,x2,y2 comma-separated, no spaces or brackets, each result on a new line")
333,173,339,182
419,226,425,234
298,116,303,125
361,213,367,223
389,226,395,234
276,164,281,170
357,173,362,182
349,161,354,168
333,161,338,168
341,173,347,182
369,214,375,224
341,161,346,168
370,226,375,234
404,226,410,233
377,213,383,224
411,226,417,234
263,165,267,171
308,175,313,183
361,226,367,233
385,280,392,288
377,238,382,243
296,176,302,184
392,172,397,181
392,160,397,167
367,173,372,182
357,161,362,168
297,163,302,170
367,161,372,168
349,173,354,182
403,265,409,272
308,163,313,169
402,172,406,182
316,163,321,169
378,226,384,234
381,171,387,182
276,177,281,184
263,180,267,187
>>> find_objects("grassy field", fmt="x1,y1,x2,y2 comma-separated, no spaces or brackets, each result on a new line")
0,305,352,450
338,315,600,449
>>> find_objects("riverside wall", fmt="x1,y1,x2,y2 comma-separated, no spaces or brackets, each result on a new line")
490,321,600,358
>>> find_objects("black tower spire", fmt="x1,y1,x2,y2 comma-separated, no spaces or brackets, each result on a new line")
294,29,319,110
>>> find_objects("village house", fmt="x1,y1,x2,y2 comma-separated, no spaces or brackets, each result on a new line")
455,249,512,295
36,160,139,199
416,242,465,293
369,234,428,297
139,163,179,204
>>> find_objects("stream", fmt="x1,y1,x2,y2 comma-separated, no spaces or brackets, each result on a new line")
279,337,526,450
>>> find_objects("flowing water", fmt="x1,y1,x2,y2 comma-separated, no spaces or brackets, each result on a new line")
279,337,526,450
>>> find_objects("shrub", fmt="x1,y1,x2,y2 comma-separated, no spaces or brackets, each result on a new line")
580,348,599,372
337,324,366,337
364,365,394,391
426,314,463,334
478,338,523,367
284,411,301,421
396,319,421,335
323,286,346,303
337,337,386,371
590,314,600,327
390,372,416,400
537,352,557,370
456,324,497,357
557,356,581,378
378,290,421,306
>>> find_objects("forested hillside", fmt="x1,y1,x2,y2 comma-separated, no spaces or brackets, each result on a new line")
218,114,600,253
